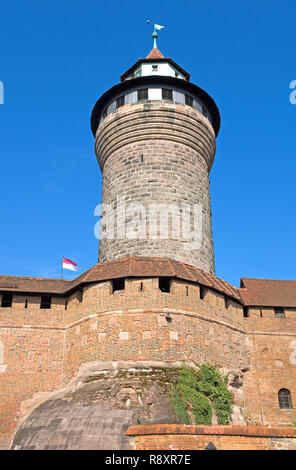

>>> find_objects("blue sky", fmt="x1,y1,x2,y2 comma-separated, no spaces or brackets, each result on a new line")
0,0,295,286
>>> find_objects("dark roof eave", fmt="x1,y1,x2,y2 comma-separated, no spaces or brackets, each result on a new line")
91,75,221,137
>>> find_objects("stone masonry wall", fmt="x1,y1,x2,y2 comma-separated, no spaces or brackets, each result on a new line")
95,102,216,274
11,361,185,450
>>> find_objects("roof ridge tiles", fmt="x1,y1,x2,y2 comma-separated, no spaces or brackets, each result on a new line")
0,274,69,282
241,277,296,283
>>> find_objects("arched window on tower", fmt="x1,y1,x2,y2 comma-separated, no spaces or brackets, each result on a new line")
278,388,292,409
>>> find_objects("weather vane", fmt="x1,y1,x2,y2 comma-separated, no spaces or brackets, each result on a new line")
147,20,165,49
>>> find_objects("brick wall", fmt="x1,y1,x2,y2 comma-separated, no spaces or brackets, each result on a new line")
0,277,296,447
0,325,63,440
61,278,248,385
243,307,296,425
126,424,296,450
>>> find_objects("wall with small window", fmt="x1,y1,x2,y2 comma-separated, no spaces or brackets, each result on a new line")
61,276,248,388
1,293,13,308
158,277,171,293
0,293,71,329
275,307,286,318
40,295,52,309
112,278,125,293
245,306,296,319
278,389,293,410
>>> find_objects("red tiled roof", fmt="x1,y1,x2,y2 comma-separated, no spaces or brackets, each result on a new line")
0,275,69,294
146,48,165,59
240,277,296,308
0,256,241,302
1,257,295,308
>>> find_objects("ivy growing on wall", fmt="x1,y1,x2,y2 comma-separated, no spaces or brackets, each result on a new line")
170,364,234,425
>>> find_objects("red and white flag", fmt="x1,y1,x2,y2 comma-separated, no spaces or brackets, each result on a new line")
62,258,78,272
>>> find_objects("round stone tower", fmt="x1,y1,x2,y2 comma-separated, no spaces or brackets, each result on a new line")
91,46,220,274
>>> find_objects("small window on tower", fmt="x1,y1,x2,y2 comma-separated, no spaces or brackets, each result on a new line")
138,89,148,101
159,277,171,293
200,286,206,300
278,388,292,409
185,94,193,107
78,288,83,303
162,88,173,101
40,295,51,309
1,294,13,308
224,296,231,309
275,307,285,318
152,64,158,71
112,278,125,293
116,96,125,109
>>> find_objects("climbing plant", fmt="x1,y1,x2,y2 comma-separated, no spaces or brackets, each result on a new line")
169,383,190,425
170,364,233,425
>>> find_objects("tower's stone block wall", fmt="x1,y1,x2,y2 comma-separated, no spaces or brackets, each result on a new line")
95,102,216,273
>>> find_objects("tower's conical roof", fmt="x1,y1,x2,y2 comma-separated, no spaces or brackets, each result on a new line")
146,48,165,59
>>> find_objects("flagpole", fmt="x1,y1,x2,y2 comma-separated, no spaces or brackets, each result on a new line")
61,256,64,279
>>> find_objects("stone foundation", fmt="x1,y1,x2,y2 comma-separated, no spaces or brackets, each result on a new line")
11,360,248,450
11,361,185,450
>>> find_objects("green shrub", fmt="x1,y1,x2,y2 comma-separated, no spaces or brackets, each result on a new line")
179,375,212,425
169,383,190,424
169,364,234,425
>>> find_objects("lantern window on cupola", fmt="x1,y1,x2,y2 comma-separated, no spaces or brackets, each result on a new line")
138,89,148,101
116,96,125,109
162,88,173,101
134,67,142,78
